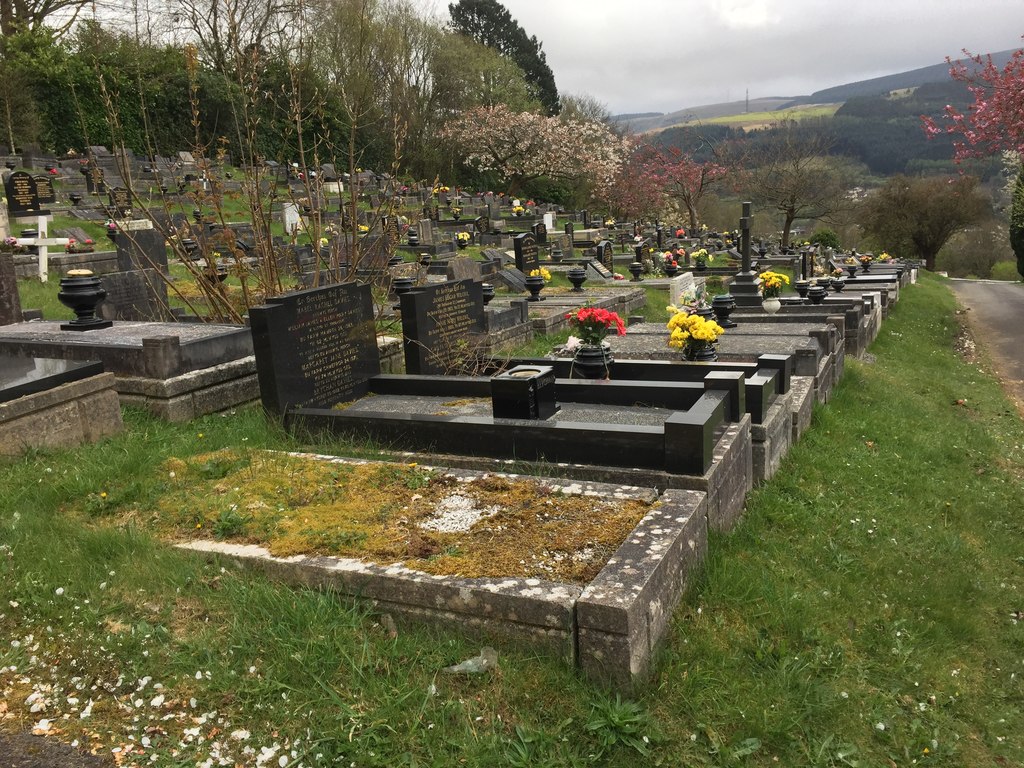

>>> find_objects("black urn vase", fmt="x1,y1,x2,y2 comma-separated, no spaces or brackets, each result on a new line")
58,270,113,331
571,344,612,379
567,266,587,292
711,294,737,328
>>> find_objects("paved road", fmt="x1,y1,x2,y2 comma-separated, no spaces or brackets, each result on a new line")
948,278,1024,412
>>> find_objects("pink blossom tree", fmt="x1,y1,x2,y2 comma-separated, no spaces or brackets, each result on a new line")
922,42,1024,275
604,147,666,221
635,143,727,230
441,104,629,196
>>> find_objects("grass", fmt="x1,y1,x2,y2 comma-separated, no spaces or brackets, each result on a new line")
698,103,842,128
3,275,1023,766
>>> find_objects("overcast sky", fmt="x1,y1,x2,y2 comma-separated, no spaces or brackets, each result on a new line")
416,0,1023,115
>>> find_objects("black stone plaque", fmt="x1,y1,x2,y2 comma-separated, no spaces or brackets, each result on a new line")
512,232,540,275
5,171,40,215
597,240,614,271
532,221,547,245
99,268,169,321
400,279,485,375
250,282,381,415
85,167,106,195
475,215,489,233
33,175,56,205
108,187,132,216
115,229,168,272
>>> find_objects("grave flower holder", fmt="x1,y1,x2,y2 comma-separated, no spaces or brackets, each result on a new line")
58,270,113,331
684,340,718,363
628,262,644,282
567,266,587,292
711,294,737,328
525,275,546,301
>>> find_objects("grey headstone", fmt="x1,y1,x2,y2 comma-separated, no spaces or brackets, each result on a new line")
0,253,22,325
99,268,170,321
446,257,482,282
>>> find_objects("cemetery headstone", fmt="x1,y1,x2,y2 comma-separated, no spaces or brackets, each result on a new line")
108,187,132,217
4,172,43,215
512,232,539,274
250,282,381,415
580,209,590,228
596,240,614,271
85,167,106,195
33,175,56,206
475,215,490,234
532,221,547,245
399,279,485,375
543,212,555,231
98,269,170,321
417,219,434,245
116,229,168,273
446,256,482,282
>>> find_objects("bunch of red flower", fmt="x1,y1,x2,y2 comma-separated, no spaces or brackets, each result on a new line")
565,306,626,345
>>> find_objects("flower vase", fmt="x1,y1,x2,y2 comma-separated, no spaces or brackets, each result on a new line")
830,278,846,293
525,275,546,302
861,261,871,273
684,341,718,362
572,343,612,379
847,265,859,279
761,297,781,314
664,263,679,278
695,261,707,272
807,285,828,305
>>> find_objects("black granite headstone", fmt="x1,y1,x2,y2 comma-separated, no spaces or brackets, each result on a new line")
512,232,540,275
597,240,614,271
115,229,168,273
532,221,547,245
475,215,489,233
108,187,132,216
99,268,170,321
250,282,381,415
33,175,56,205
5,171,41,215
399,279,486,375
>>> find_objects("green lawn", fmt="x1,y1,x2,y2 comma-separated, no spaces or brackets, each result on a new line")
1,274,1022,766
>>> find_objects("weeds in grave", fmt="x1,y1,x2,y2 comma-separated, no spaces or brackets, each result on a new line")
1,274,1023,766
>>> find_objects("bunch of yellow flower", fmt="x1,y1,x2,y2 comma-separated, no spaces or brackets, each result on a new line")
691,248,712,264
759,270,790,299
666,309,725,349
529,267,552,282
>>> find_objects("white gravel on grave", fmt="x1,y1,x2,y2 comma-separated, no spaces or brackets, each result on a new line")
418,493,501,533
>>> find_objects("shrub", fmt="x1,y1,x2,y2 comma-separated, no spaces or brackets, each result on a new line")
808,228,841,249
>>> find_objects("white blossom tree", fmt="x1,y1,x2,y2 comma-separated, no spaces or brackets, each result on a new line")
441,104,629,194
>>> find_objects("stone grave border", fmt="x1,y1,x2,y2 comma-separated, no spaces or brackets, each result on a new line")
178,456,717,690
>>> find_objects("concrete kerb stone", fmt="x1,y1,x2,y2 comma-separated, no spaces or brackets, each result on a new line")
577,488,708,690
750,389,793,484
789,376,815,442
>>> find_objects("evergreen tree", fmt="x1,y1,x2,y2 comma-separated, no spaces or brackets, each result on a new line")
448,0,559,115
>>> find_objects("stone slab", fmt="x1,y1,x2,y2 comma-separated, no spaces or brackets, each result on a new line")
0,371,123,455
749,389,792,483
0,321,254,378
789,375,814,442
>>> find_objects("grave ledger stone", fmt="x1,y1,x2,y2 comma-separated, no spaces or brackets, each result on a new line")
250,282,381,416
400,279,485,375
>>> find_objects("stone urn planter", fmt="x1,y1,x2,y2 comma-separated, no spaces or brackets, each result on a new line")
711,294,737,328
567,266,587,292
628,261,644,282
571,343,612,379
761,297,782,314
807,284,828,305
58,270,113,331
525,275,546,301
683,341,718,362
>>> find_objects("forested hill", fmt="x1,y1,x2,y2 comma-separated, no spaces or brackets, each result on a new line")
784,49,1017,107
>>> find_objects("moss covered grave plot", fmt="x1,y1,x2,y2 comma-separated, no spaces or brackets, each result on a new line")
104,449,657,584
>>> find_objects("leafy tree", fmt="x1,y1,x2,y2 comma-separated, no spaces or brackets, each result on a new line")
858,174,989,270
809,228,841,249
734,121,851,248
448,0,559,115
924,44,1024,276
635,142,727,230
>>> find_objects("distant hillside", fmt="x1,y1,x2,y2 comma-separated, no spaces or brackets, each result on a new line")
784,49,1017,106
614,48,1019,135
611,97,796,134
